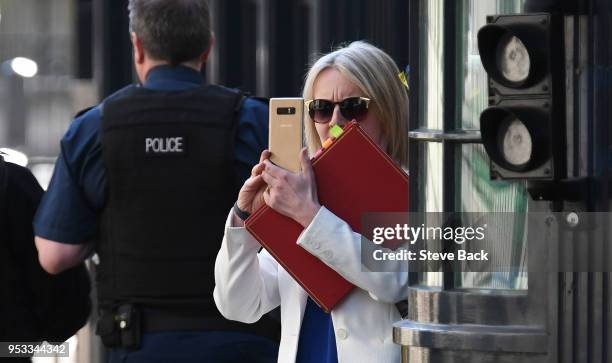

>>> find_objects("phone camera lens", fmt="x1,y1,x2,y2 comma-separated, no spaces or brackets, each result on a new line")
277,107,296,115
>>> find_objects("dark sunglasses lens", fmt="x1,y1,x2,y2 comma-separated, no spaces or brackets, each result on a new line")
309,100,334,123
340,97,368,121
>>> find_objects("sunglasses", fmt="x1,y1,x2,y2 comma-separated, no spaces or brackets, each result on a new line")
305,97,371,124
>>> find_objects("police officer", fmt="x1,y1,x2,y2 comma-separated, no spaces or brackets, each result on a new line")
0,153,89,362
33,1,279,362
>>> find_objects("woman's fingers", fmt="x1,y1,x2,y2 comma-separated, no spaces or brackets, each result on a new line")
299,148,314,179
249,150,271,177
263,159,289,179
248,174,264,186
263,184,272,206
261,170,281,188
242,175,264,194
251,162,265,177
259,149,271,163
237,175,265,210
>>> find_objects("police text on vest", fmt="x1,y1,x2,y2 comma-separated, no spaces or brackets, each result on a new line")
145,137,184,154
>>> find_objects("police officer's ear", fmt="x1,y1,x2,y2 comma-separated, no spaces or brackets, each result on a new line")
199,32,215,64
131,32,145,65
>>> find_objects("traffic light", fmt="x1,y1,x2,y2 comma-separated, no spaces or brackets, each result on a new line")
478,13,565,180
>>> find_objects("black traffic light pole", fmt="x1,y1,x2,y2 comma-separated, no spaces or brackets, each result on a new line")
92,0,133,98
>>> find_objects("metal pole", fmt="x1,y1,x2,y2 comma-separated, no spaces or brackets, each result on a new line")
6,74,25,147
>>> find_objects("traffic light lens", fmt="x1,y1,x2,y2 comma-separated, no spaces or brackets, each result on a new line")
496,34,530,83
498,116,532,167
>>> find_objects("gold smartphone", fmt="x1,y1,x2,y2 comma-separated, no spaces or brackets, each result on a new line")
269,98,304,173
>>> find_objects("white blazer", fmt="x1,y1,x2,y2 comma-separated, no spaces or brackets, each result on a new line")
214,207,410,363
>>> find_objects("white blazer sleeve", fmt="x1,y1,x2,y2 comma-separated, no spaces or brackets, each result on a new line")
213,211,281,324
297,207,409,303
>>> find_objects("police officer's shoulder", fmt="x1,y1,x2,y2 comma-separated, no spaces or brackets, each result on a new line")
64,84,140,147
238,96,269,135
246,96,269,106
242,97,269,116
211,84,244,95
62,103,103,147
72,84,139,124
210,85,269,115
211,85,267,104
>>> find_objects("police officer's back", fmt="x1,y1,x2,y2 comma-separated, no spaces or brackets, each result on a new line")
33,1,279,362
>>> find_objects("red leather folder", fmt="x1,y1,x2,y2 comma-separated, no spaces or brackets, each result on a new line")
245,121,409,312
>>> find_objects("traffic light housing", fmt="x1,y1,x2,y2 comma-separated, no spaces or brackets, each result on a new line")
478,13,565,180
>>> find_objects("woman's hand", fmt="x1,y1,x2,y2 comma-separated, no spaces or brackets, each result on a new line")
233,150,270,226
261,148,321,227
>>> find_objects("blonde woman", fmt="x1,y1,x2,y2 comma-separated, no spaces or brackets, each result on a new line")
214,41,410,363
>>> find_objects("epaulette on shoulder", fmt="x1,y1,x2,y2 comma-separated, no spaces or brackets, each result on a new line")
217,85,269,106
74,106,96,119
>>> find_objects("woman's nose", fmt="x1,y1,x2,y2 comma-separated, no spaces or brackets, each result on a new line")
329,105,346,128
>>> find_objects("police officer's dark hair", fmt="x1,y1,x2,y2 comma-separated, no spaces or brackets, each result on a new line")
128,0,212,66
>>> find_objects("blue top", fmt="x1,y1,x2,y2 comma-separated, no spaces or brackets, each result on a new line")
295,298,339,363
33,65,268,244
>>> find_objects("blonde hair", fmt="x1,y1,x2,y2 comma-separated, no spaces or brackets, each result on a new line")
302,41,409,167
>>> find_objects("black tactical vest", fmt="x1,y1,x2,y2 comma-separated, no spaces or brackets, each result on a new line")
98,84,244,313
